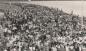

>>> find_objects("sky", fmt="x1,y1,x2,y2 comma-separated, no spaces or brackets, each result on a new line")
25,1,86,17
0,1,86,17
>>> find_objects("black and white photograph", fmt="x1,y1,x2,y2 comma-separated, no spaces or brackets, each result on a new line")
0,1,86,51
0,0,85,1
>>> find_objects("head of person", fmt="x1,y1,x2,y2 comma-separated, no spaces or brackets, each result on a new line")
73,42,79,48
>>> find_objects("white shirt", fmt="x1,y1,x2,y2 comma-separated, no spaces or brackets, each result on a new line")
13,48,17,51
65,46,70,51
29,47,33,51
4,49,7,51
52,47,57,51
33,47,35,50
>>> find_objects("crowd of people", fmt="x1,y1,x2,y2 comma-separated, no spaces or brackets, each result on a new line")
0,3,86,51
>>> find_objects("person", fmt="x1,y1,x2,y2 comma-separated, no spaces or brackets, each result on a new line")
35,45,40,51
29,46,33,51
65,44,70,51
4,49,7,51
73,42,80,51
51,46,57,51
7,47,10,51
49,47,52,51
0,46,4,51
13,48,17,51
59,44,65,51
69,45,74,51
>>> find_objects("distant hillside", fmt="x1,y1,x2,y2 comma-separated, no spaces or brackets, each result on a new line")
0,3,85,49
0,3,83,37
